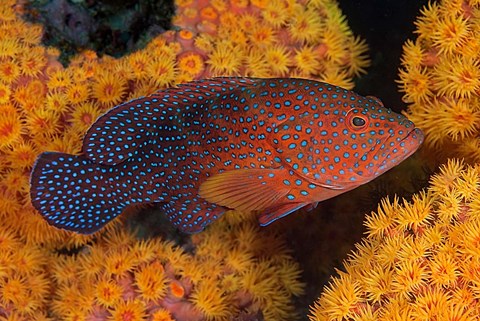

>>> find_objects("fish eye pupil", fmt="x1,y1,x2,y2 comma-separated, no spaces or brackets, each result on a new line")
352,116,366,127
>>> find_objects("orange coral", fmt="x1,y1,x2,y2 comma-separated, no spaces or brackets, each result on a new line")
399,0,480,163
0,104,23,150
0,224,51,319
50,214,304,321
174,0,369,83
309,159,480,321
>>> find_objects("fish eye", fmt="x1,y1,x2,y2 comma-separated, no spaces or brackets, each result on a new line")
346,109,369,131
352,117,366,127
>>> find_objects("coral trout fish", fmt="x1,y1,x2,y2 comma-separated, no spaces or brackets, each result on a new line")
30,77,424,234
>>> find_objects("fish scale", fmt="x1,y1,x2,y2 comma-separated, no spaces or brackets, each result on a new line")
30,77,424,234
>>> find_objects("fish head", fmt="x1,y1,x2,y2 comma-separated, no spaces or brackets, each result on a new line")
338,99,424,181
270,94,424,190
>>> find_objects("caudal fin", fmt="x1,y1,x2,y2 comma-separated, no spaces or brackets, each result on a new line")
30,152,125,234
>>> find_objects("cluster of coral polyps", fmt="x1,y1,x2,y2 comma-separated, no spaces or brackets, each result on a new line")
50,212,304,321
309,159,480,321
397,0,480,163
172,0,370,86
0,226,52,320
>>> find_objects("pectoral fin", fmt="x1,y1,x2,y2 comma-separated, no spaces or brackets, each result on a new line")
198,168,291,212
259,202,308,226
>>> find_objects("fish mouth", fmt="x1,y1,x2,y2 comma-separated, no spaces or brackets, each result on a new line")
372,127,424,175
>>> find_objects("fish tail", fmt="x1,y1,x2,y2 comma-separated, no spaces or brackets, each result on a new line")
30,152,125,234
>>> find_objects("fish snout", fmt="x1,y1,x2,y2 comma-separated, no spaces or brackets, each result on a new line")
372,126,424,176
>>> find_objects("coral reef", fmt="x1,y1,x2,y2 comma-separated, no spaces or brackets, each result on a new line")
173,0,370,86
50,211,304,321
309,159,480,320
398,0,480,163
0,0,369,319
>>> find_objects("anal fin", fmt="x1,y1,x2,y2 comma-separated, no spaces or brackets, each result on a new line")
161,198,226,234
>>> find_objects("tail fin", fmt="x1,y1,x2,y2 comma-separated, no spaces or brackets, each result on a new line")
30,152,125,234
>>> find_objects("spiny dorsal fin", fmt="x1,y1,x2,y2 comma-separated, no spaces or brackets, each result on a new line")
82,77,257,165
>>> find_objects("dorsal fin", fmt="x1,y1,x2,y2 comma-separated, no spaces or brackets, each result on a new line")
82,77,257,165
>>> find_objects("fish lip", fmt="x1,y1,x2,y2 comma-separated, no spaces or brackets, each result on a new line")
373,127,424,175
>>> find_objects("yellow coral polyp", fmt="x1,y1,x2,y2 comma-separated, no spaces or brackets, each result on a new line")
395,191,433,231
0,105,23,150
427,251,459,287
0,38,23,59
178,52,205,77
397,66,433,103
25,108,62,139
434,56,480,99
0,228,20,251
264,45,291,76
400,39,425,68
362,264,393,303
243,50,270,77
262,0,291,28
95,278,123,308
103,249,137,277
190,279,234,320
288,6,323,44
206,41,243,76
412,286,450,320
0,59,20,84
436,98,480,141
0,276,35,313
146,56,178,88
46,68,72,91
92,72,127,106
294,46,321,75
432,14,470,54
110,300,147,321
68,101,103,134
134,262,168,301
309,274,361,321
151,309,175,321
65,82,90,105
344,36,370,77
249,25,277,48
18,47,47,77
